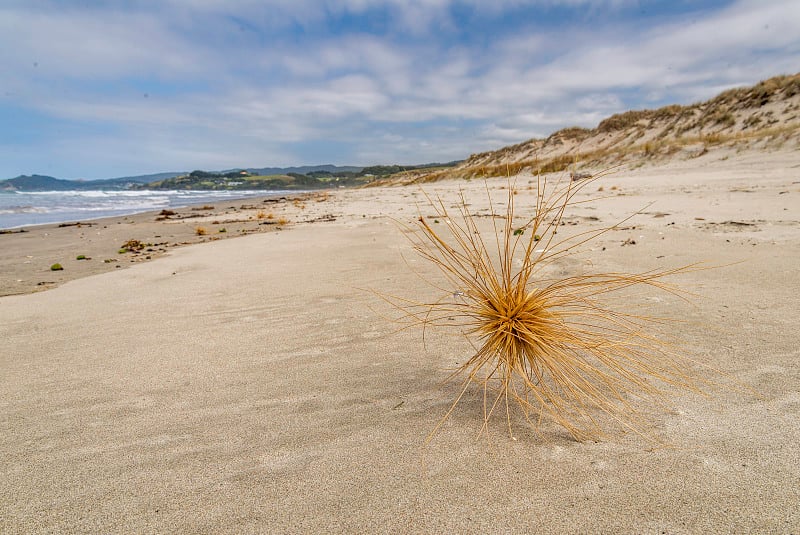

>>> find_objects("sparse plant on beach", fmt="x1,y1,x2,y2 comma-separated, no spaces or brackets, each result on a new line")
195,226,207,236
50,263,63,271
385,175,708,442
120,239,145,253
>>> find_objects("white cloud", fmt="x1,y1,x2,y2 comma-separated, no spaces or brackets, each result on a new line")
0,8,216,80
1,0,798,177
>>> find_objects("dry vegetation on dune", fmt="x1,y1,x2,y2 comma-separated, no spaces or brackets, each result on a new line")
373,73,800,186
385,176,710,442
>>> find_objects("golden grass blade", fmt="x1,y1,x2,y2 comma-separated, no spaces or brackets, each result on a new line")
380,174,732,442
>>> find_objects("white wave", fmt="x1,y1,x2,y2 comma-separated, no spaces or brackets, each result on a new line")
24,188,291,198
48,201,168,213
0,189,303,229
25,190,155,198
0,206,48,214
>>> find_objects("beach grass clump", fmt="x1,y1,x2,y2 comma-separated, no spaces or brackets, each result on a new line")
50,263,63,271
388,176,706,442
120,239,145,253
195,226,207,236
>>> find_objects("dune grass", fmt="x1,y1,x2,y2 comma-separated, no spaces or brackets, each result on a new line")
388,174,708,442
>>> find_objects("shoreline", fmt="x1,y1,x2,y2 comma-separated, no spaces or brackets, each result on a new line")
0,188,311,231
0,190,333,296
3,149,799,298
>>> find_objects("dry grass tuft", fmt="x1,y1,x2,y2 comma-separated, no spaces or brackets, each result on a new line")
195,226,207,236
386,175,709,442
120,239,145,251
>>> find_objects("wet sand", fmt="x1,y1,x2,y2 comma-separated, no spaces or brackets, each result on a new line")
0,192,334,297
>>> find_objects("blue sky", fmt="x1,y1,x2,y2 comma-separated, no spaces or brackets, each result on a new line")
1,0,798,179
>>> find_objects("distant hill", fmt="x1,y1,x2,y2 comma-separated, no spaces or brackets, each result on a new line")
107,172,184,184
0,174,79,191
376,73,800,184
0,173,185,191
134,163,468,190
243,164,363,176
136,169,375,191
0,166,363,191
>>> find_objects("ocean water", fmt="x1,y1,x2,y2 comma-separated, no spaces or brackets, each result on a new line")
0,189,296,229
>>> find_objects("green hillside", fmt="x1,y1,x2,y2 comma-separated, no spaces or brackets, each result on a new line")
136,169,372,190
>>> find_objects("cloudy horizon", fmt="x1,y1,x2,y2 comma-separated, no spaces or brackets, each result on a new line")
1,0,798,179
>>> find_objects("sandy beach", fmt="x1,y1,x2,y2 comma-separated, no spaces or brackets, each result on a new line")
2,150,799,533
0,191,335,297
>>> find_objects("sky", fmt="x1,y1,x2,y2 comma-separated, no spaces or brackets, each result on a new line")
1,0,798,180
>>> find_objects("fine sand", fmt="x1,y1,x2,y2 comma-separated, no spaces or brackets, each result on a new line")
0,191,333,297
2,150,799,533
